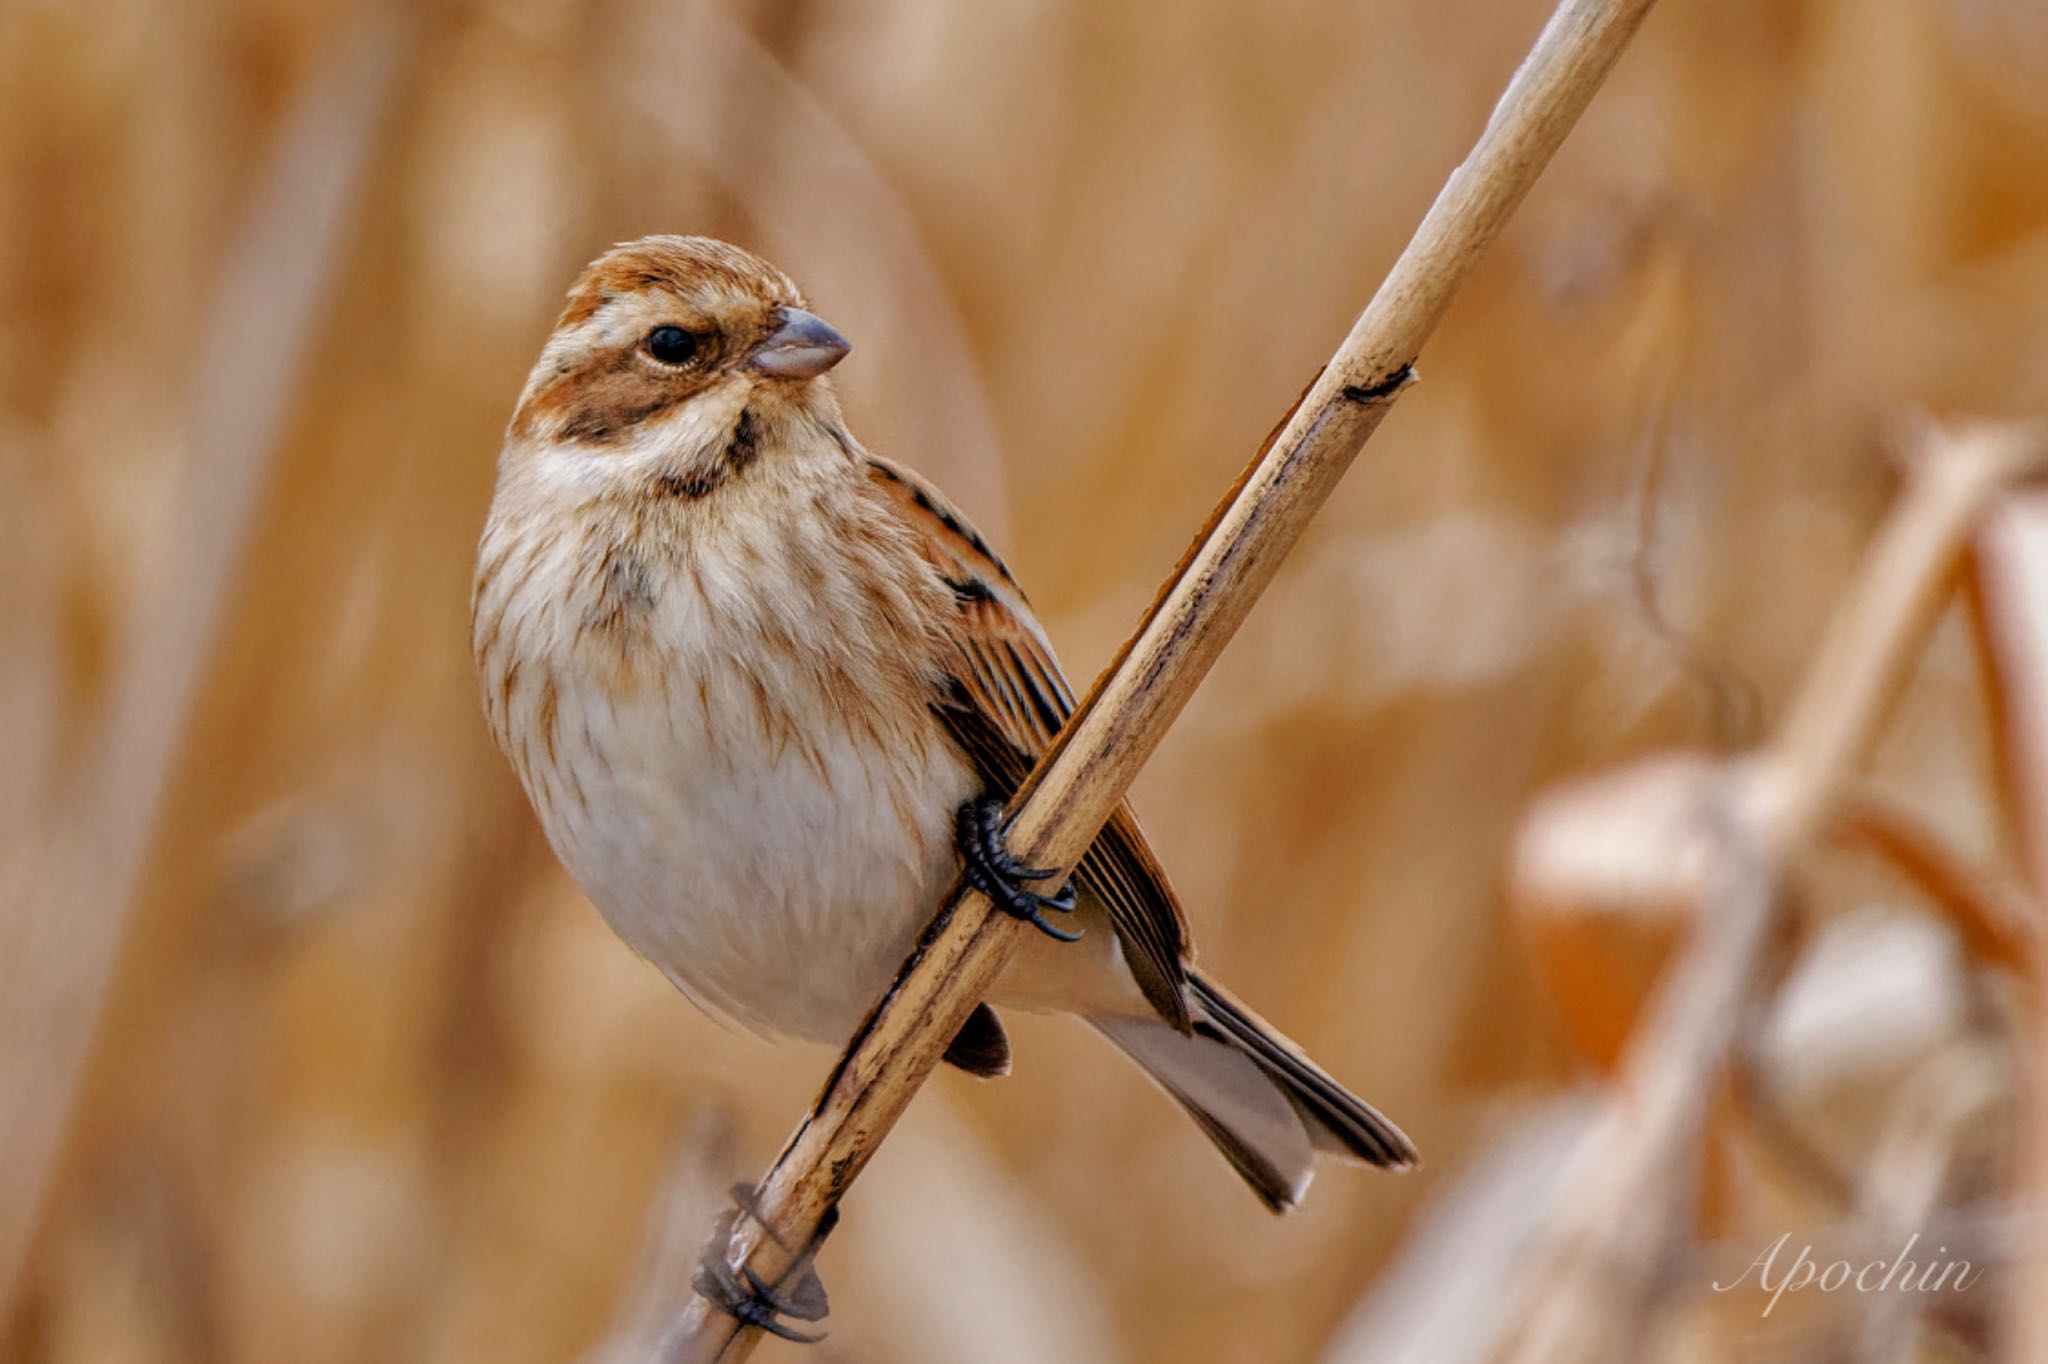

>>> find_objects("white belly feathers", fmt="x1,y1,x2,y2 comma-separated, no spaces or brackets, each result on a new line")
541,654,978,1042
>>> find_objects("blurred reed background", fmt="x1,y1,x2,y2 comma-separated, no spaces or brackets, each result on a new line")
5,0,2048,1360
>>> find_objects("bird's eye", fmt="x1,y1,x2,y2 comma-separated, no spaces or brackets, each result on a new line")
644,325,700,365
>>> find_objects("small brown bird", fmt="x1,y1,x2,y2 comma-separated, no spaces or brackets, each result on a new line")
473,235,1414,1250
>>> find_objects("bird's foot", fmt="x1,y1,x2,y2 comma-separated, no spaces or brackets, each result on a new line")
692,1187,838,1343
954,797,1082,941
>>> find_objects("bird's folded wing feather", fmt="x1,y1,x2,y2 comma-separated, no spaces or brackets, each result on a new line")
863,455,1192,1030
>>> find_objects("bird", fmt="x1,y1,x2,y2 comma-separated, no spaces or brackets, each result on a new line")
472,235,1415,1328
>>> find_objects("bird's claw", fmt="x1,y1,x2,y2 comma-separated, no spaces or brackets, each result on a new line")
692,1190,838,1343
955,797,1083,941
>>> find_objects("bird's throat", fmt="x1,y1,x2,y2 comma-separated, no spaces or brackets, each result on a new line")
651,404,760,501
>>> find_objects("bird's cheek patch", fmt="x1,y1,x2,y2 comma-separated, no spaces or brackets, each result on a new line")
520,347,704,446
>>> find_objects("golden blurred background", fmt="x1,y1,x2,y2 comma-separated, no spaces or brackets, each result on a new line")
6,0,2048,1360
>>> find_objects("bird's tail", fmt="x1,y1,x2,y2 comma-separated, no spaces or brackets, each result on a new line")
1090,969,1417,1212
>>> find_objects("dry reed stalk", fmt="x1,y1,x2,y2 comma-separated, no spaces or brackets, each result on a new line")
1854,1042,2007,1359
0,12,407,1320
666,0,1665,1356
1967,480,2048,1363
1831,791,2036,976
1498,422,2048,1364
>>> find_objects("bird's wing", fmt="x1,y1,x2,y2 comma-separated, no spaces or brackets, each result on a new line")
863,454,1192,1030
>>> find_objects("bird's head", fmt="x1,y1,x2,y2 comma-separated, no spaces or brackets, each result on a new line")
505,235,852,495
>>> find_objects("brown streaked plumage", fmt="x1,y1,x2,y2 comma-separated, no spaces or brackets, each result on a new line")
472,235,1415,1220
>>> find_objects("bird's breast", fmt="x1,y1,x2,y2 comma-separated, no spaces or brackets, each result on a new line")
479,491,977,1042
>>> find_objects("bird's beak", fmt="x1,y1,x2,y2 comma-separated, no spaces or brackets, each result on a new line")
750,306,850,379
